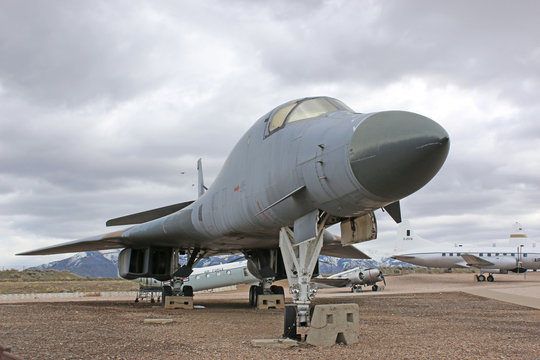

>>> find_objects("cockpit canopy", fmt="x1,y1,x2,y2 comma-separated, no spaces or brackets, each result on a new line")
267,97,354,135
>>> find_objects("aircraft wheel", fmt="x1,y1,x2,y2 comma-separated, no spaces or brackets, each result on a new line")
163,285,173,296
162,285,173,304
487,275,494,282
134,297,139,303
477,274,486,282
283,305,297,340
249,285,257,306
183,285,194,297
271,285,284,295
372,284,378,292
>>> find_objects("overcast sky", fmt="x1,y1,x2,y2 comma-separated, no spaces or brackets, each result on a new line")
1,0,540,268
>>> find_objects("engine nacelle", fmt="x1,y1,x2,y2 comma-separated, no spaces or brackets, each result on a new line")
118,247,175,281
346,268,381,284
361,268,382,283
490,256,518,269
346,269,363,283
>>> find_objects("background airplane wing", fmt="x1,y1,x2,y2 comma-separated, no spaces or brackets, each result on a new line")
321,231,371,259
460,254,494,267
311,277,349,287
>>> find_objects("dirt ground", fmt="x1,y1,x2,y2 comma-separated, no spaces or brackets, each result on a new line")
1,274,539,359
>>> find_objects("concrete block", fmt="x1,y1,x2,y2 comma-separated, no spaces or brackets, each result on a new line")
256,294,285,309
306,303,359,346
164,296,193,309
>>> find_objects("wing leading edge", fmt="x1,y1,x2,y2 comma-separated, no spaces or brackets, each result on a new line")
106,201,194,226
17,230,128,256
312,277,349,287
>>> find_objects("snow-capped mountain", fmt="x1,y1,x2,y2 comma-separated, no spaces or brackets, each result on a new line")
31,251,120,278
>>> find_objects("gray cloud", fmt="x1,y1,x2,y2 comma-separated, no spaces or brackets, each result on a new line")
1,0,540,267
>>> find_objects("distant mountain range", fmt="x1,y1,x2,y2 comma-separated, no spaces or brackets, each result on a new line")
31,251,412,278
31,251,119,278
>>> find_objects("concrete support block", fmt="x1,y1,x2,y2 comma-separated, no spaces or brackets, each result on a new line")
306,303,359,346
164,296,193,309
256,294,285,309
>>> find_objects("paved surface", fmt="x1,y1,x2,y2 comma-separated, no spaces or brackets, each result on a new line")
315,271,540,309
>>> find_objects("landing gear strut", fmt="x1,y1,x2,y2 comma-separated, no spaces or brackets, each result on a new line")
279,210,329,338
162,248,202,302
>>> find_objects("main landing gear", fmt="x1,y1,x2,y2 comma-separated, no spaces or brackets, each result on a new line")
249,284,285,307
350,284,378,293
161,248,201,304
475,273,494,282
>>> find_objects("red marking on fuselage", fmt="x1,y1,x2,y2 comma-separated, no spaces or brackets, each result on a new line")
234,185,240,192
257,201,272,222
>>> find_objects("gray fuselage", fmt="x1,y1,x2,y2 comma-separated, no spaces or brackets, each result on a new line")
123,97,449,253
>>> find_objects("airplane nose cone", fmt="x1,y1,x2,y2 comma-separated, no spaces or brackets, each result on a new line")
349,111,449,201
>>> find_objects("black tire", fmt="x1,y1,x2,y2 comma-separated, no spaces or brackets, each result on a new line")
249,285,257,306
487,275,494,282
163,285,173,296
372,284,378,292
283,305,297,340
162,285,173,305
478,274,486,282
183,285,194,297
253,285,263,306
271,285,285,295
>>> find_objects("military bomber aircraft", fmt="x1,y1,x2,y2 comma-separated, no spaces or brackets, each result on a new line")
19,96,450,337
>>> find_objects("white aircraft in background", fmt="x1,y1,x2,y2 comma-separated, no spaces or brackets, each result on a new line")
391,220,540,282
312,267,385,292
140,257,384,304
135,260,258,303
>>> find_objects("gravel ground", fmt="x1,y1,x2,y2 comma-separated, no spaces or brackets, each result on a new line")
1,289,539,359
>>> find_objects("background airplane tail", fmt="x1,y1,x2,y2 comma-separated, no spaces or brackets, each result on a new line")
394,220,433,253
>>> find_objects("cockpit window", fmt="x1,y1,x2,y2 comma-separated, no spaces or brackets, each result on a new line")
268,102,297,132
287,98,339,123
265,97,354,137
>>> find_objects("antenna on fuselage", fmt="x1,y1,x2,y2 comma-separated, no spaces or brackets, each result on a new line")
197,158,207,198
